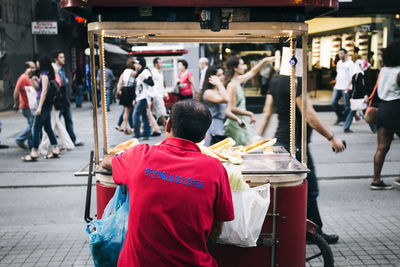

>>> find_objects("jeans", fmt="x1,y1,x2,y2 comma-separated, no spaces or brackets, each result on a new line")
106,87,112,110
133,99,150,138
276,142,323,229
16,109,35,148
343,91,355,131
117,108,134,128
75,85,84,107
60,106,76,144
32,105,57,149
331,89,345,122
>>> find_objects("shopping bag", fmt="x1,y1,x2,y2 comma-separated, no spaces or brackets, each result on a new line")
25,86,38,110
86,186,129,267
217,183,270,247
172,82,181,95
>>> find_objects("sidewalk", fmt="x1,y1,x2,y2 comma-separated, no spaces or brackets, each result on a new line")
0,102,399,266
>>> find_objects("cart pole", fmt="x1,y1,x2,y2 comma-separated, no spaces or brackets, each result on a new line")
301,32,308,165
289,38,297,157
88,32,100,165
98,33,109,155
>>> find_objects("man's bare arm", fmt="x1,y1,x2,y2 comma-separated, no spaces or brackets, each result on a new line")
208,221,223,241
101,153,115,171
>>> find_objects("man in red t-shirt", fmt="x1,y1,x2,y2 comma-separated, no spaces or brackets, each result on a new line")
102,100,234,266
13,61,38,149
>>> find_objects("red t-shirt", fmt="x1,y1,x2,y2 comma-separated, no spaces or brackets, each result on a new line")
16,74,32,109
112,137,234,267
178,71,193,96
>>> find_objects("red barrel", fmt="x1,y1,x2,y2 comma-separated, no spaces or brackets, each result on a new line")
211,180,307,267
96,181,117,219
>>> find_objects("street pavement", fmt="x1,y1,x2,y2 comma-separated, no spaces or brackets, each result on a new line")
0,101,399,267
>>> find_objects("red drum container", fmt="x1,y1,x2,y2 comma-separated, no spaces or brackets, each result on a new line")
211,174,307,267
95,173,117,219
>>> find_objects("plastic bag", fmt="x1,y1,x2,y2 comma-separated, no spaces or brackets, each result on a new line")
86,186,129,267
217,183,270,247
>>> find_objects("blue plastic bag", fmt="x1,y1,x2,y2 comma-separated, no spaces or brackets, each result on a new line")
86,186,129,267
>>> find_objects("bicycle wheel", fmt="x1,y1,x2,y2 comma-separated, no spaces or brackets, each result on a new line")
306,232,334,267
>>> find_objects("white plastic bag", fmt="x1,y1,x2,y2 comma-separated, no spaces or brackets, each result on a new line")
217,183,270,247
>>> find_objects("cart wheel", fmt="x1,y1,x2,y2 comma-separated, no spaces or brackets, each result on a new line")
306,232,334,267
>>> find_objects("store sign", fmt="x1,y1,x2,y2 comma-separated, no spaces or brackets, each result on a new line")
31,22,58,35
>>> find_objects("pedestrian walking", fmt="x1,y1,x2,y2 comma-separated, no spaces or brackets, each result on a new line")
150,57,167,136
13,61,38,149
73,66,85,108
116,58,136,134
133,57,153,140
101,99,234,266
371,41,400,190
344,59,370,133
97,62,115,111
198,57,209,98
200,65,231,146
177,59,196,100
52,50,84,146
331,48,354,127
257,73,346,244
22,56,60,162
223,56,274,145
39,64,74,154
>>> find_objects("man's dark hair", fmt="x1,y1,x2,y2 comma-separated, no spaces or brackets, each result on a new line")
382,40,400,67
153,57,161,65
52,50,64,62
178,59,188,69
170,100,212,143
135,56,146,68
339,48,348,54
24,61,31,70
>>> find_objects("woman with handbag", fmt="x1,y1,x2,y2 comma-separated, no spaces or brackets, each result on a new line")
345,59,370,133
22,56,60,162
370,41,400,190
115,58,136,135
177,59,197,100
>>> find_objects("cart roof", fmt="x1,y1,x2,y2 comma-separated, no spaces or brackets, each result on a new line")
61,0,337,8
61,0,338,22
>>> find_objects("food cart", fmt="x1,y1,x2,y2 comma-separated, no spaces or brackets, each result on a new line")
63,0,338,266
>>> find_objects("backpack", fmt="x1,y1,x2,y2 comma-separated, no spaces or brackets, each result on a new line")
45,80,64,111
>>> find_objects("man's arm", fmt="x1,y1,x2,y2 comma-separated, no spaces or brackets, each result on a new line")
208,221,223,241
101,153,115,171
13,85,20,110
296,96,345,153
256,94,274,137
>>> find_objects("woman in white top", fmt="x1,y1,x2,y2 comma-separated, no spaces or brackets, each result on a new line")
371,41,400,190
116,58,136,134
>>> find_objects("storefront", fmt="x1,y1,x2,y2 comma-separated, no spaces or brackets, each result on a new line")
306,0,400,100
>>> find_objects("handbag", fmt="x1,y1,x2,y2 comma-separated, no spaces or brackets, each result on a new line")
172,82,181,95
350,97,367,111
364,71,380,126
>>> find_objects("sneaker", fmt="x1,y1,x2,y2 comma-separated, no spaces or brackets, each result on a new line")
141,137,150,141
321,233,339,244
74,141,85,147
0,144,9,149
16,142,28,150
151,132,161,137
394,178,400,186
370,181,393,190
344,129,354,133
